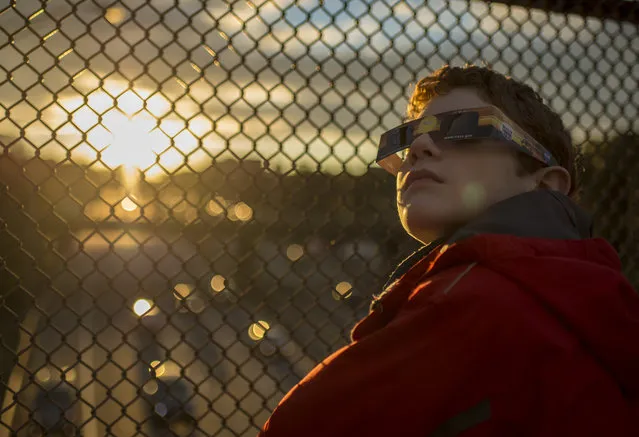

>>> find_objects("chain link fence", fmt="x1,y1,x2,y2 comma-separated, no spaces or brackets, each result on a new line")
0,0,637,435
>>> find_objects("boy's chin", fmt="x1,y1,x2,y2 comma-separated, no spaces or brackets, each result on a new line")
402,215,452,243
401,206,468,243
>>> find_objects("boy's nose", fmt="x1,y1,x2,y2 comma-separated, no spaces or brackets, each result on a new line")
407,134,442,164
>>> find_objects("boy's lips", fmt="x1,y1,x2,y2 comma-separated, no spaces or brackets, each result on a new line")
402,168,444,191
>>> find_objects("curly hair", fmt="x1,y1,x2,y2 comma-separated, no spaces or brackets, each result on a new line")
407,64,581,199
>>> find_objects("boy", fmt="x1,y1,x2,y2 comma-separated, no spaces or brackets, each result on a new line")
259,65,639,436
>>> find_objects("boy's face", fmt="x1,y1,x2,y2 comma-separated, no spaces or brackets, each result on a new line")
396,87,538,243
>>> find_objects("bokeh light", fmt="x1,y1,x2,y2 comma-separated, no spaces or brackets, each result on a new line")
332,282,353,300
105,7,126,25
35,367,51,383
149,360,165,378
187,297,206,314
133,299,153,316
234,202,253,222
62,366,77,383
210,275,226,292
154,403,168,417
206,197,226,217
259,340,276,356
121,197,138,212
286,244,304,261
148,360,180,378
248,321,270,341
143,380,159,395
173,283,195,300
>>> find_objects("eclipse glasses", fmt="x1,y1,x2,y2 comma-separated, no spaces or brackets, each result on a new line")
375,106,558,175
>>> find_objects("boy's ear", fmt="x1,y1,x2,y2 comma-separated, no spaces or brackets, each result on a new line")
535,166,571,195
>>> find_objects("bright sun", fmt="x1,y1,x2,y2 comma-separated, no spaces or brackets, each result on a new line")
52,85,231,180
101,117,157,170
70,89,179,182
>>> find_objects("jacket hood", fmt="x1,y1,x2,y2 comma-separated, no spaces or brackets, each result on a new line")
446,189,593,243
373,189,639,402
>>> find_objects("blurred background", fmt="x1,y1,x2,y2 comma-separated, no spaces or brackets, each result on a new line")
0,0,637,436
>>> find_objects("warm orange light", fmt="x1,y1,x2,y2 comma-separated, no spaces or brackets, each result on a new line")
333,282,353,300
234,202,253,221
206,197,226,216
149,360,164,377
105,7,126,25
173,283,195,300
210,275,226,292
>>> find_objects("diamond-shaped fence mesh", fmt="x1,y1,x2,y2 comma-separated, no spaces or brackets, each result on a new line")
0,0,637,435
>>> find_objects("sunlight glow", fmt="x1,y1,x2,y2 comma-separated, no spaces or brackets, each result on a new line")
62,90,187,182
462,182,487,212
101,118,156,170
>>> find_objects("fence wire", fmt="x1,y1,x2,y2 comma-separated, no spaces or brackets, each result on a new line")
0,0,638,436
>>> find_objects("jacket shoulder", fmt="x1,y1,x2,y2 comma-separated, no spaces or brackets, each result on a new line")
406,263,579,349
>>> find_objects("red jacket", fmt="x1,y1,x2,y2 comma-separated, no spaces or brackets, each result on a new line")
259,191,639,436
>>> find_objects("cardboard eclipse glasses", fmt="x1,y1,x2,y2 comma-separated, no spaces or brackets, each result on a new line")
376,106,559,175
